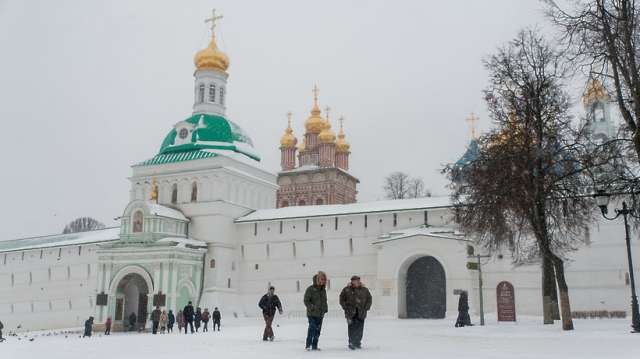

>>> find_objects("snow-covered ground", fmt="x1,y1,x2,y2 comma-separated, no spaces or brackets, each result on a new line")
1,314,637,358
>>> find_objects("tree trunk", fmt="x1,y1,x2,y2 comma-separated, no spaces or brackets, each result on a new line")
550,253,574,330
542,257,556,324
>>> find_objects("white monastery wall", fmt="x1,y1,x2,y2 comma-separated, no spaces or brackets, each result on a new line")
0,244,101,331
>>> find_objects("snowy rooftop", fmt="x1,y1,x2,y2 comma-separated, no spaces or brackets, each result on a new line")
146,203,189,221
156,237,207,249
0,227,120,253
236,196,452,222
374,224,468,244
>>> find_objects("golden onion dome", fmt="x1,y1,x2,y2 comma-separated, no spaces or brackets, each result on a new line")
298,136,307,151
194,35,230,72
304,91,325,134
318,116,336,144
335,117,350,152
280,115,298,148
583,76,610,105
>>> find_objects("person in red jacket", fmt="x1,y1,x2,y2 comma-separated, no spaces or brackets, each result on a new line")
104,317,112,335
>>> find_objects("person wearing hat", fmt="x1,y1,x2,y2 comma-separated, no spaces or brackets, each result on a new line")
339,275,372,350
258,285,283,341
183,301,195,334
303,271,328,351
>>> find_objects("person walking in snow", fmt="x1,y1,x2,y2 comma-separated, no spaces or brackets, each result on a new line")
151,306,162,334
455,290,473,327
194,307,202,332
104,317,112,335
183,302,195,334
212,307,221,331
201,308,211,332
258,286,283,341
167,310,175,333
339,275,372,350
159,309,168,334
83,316,94,338
0,320,4,342
176,310,184,332
303,271,328,351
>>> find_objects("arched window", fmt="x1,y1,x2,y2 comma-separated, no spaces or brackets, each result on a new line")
191,182,198,202
198,84,205,103
315,198,323,205
592,102,605,122
298,199,306,206
209,84,216,102
281,200,289,208
210,259,216,268
171,184,178,204
220,87,225,105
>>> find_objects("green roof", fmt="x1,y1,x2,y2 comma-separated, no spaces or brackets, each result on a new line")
157,114,260,161
135,150,219,166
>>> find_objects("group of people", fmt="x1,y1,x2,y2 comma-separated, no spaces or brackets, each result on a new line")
259,271,373,351
176,302,221,334
150,307,176,334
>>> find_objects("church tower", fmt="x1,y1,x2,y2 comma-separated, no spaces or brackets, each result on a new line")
583,75,615,143
276,87,359,208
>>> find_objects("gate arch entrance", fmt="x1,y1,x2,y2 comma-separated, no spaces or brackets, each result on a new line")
405,256,446,318
114,273,150,331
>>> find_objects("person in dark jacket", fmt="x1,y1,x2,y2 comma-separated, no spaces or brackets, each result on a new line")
339,275,372,350
167,310,175,333
183,302,195,334
0,320,4,342
83,316,94,338
455,290,473,327
212,307,221,331
303,271,328,351
151,306,162,334
104,317,112,335
194,307,202,332
258,286,283,341
128,312,137,332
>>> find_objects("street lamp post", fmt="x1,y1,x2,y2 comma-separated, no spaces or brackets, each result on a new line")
593,190,640,333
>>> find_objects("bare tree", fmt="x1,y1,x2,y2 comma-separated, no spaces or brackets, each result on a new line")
545,0,640,165
63,217,106,234
383,172,428,199
444,29,615,330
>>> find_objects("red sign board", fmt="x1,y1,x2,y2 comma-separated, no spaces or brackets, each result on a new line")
496,281,516,322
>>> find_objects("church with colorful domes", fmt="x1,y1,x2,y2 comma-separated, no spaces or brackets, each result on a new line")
0,11,635,333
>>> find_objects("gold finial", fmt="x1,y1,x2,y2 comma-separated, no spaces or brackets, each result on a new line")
466,111,480,140
338,116,344,128
205,8,224,43
286,111,292,121
150,171,158,202
280,111,297,147
312,85,319,100
324,106,331,120
335,116,350,152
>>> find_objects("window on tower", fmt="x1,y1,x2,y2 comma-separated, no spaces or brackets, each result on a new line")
592,102,605,122
191,182,198,202
171,184,178,204
220,87,225,105
209,84,216,102
198,84,205,103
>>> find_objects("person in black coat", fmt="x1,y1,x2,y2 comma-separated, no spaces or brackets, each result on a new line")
212,307,221,331
183,301,195,334
455,290,473,327
128,312,137,332
83,316,94,337
258,286,283,341
194,307,202,332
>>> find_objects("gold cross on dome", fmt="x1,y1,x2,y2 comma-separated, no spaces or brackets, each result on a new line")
466,111,480,140
324,106,331,119
205,9,223,39
286,111,292,122
312,85,319,99
338,116,344,127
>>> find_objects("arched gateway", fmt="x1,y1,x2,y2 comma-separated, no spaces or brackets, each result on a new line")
405,256,446,318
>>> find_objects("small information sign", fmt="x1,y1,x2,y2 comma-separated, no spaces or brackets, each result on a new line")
496,281,516,322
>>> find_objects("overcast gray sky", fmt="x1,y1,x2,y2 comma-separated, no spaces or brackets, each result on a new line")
0,0,559,240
